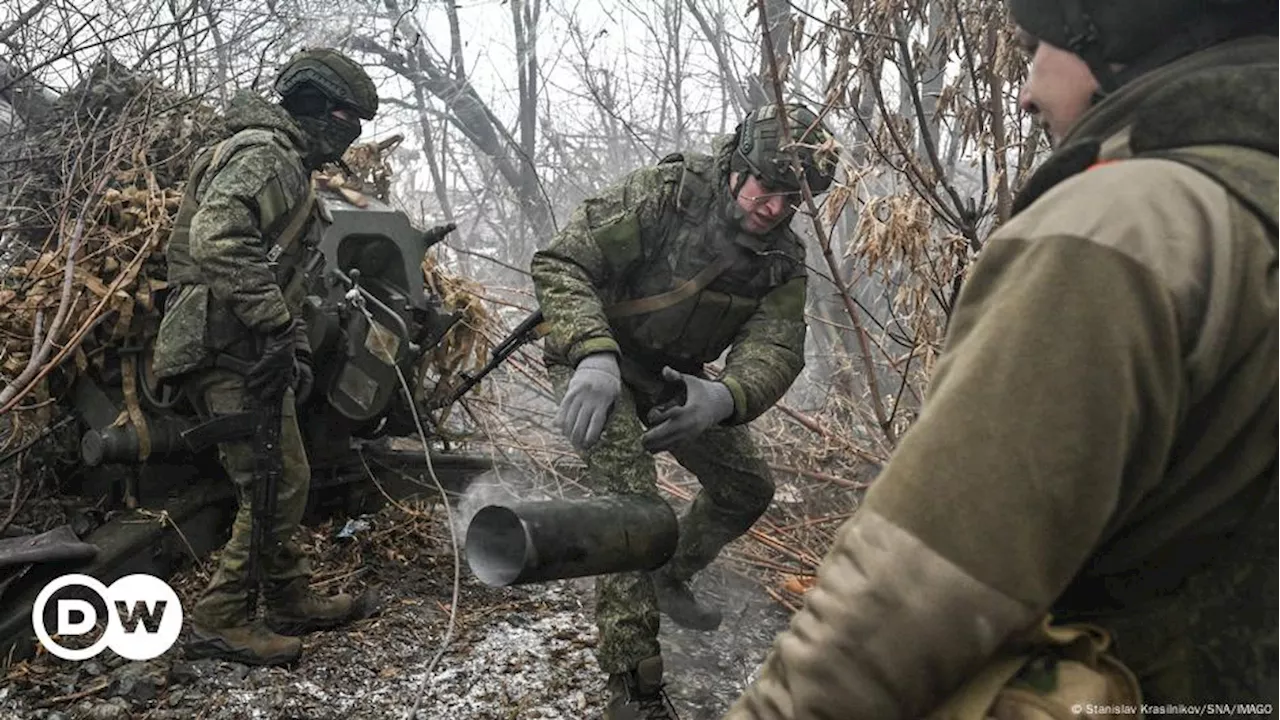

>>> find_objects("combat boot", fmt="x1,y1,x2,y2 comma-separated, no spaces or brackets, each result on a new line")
604,655,678,720
186,621,302,666
652,570,721,632
265,581,357,636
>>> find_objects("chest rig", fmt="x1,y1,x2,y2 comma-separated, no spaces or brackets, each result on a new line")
165,131,323,309
602,152,804,372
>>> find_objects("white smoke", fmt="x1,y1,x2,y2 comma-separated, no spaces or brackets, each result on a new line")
453,465,554,541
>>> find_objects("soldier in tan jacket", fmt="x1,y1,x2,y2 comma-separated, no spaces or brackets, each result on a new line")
726,0,1277,717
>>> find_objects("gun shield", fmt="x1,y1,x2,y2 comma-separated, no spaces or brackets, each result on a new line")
465,496,678,587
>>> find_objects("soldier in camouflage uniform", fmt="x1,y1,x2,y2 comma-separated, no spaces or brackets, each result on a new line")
152,49,379,666
726,1,1277,718
531,104,838,719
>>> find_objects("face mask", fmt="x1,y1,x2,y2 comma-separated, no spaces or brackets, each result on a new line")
295,114,361,170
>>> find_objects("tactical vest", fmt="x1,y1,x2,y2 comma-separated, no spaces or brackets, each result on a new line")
166,130,319,292
597,152,805,380
978,50,1279,710
155,130,320,378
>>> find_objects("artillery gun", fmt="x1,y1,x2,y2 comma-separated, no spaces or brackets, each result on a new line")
0,187,493,659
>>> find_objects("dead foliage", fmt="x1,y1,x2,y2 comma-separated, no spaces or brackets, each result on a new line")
0,61,489,454
416,251,495,417
0,57,215,455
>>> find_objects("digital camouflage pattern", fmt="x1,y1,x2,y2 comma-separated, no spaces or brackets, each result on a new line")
532,138,808,425
547,363,774,673
726,37,1277,719
153,89,318,379
153,90,327,632
532,137,808,675
185,370,313,628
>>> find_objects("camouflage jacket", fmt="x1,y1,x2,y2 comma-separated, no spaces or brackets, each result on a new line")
530,139,808,425
726,37,1278,719
153,91,318,379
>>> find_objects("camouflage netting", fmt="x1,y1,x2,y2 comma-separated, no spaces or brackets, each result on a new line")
0,57,491,469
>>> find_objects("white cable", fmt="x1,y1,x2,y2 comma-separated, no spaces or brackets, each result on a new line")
397,359,462,720
350,297,460,720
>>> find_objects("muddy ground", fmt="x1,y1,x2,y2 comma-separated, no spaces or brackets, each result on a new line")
0,479,795,720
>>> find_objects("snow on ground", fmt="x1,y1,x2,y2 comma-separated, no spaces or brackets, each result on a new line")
1,492,791,720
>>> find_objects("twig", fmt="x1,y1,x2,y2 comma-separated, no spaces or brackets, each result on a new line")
754,5,897,446
34,678,110,708
773,403,884,464
312,566,369,589
769,462,869,490
764,585,801,613
0,126,132,414
0,0,55,48
0,475,31,537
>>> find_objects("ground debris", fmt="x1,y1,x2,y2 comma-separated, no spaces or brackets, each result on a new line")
1,493,791,719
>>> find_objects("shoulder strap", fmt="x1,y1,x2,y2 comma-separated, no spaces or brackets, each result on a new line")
265,180,317,263
605,253,735,319
178,140,230,206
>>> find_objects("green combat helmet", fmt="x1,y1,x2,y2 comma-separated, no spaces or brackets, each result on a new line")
1008,0,1275,92
275,48,378,167
731,102,838,194
275,48,378,120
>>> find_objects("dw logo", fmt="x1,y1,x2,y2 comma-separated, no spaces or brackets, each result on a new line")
32,574,183,661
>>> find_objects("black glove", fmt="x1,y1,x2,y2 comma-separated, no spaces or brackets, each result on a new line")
246,319,297,399
294,348,315,404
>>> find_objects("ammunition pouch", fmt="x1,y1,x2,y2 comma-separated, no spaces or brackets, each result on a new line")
930,616,1142,720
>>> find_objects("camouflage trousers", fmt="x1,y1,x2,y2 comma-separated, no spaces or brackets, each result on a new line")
184,369,313,628
550,363,775,674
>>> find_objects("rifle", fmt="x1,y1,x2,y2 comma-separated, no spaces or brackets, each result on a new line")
228,349,285,619
438,310,545,408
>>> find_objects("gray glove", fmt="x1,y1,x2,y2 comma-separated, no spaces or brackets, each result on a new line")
556,353,622,450
642,366,735,453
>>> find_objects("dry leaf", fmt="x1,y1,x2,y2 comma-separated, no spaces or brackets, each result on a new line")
781,575,817,595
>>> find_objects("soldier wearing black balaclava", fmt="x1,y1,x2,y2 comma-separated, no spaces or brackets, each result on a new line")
154,48,379,666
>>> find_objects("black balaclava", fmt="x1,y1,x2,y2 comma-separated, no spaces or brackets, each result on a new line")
281,86,362,170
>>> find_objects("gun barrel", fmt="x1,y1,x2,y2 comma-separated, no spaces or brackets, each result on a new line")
464,496,677,586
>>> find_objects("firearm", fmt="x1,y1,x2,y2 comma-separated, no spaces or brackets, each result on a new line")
438,310,545,408
230,350,285,619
